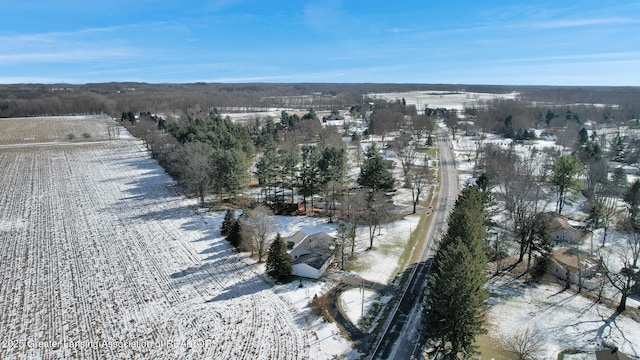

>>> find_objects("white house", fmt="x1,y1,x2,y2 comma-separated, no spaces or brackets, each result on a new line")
286,231,335,279
548,247,601,291
547,214,587,245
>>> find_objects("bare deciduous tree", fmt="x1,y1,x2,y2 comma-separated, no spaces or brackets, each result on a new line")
240,205,275,263
362,191,394,249
599,231,640,312
341,190,366,256
502,327,545,360
390,134,416,188
486,145,548,265
409,155,430,214
175,142,212,205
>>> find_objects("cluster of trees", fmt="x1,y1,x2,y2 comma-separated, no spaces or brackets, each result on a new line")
221,207,292,280
220,206,291,281
169,114,254,204
479,117,640,311
423,184,491,359
470,99,640,149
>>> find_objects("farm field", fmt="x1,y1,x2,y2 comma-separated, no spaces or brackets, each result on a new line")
0,117,312,359
368,90,519,111
0,115,118,145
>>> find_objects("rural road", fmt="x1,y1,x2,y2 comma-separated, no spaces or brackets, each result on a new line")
370,128,459,359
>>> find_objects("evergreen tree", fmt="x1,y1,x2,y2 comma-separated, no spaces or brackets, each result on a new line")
221,209,235,236
226,219,242,248
426,133,433,146
211,149,246,197
256,144,279,200
610,132,626,162
423,185,488,359
577,127,589,145
358,144,395,192
266,233,292,280
299,145,321,210
623,179,640,230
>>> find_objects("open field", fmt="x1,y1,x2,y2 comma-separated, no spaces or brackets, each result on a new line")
0,115,118,145
369,90,519,111
0,117,311,359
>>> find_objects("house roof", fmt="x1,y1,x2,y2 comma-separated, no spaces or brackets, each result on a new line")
544,212,587,239
548,215,576,232
286,230,308,247
286,231,335,271
293,251,333,270
287,231,335,253
596,348,633,360
552,247,598,272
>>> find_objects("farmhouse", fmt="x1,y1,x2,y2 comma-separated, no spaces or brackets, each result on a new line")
548,247,601,291
286,231,335,279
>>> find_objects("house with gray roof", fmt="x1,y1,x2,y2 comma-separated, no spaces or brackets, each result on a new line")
286,231,335,279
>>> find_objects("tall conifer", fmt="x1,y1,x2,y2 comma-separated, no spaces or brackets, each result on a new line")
266,233,292,280
423,185,488,359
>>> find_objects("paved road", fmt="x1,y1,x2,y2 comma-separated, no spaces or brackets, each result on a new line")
371,128,459,360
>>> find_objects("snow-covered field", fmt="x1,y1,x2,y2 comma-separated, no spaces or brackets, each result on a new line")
369,90,519,111
0,115,116,144
0,118,320,359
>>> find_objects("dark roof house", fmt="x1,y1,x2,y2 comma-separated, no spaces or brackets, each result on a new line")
286,231,335,279
596,348,633,360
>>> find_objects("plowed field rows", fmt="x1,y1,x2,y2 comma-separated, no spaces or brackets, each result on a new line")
0,117,309,359
0,115,115,144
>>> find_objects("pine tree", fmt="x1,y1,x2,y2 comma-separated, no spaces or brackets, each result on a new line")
358,144,395,192
423,185,488,359
226,219,242,248
266,233,292,280
221,209,235,236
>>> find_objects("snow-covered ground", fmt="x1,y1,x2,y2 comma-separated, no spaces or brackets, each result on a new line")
487,275,640,359
0,118,318,359
340,289,378,325
369,90,519,111
5,92,639,359
449,124,640,358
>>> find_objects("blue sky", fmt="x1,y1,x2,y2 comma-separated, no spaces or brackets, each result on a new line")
1,1,639,85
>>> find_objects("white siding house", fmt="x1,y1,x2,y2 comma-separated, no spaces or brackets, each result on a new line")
548,247,601,291
286,231,335,279
548,214,587,244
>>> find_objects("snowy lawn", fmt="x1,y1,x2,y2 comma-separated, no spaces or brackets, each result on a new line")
486,275,640,359
347,214,422,284
340,289,378,325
